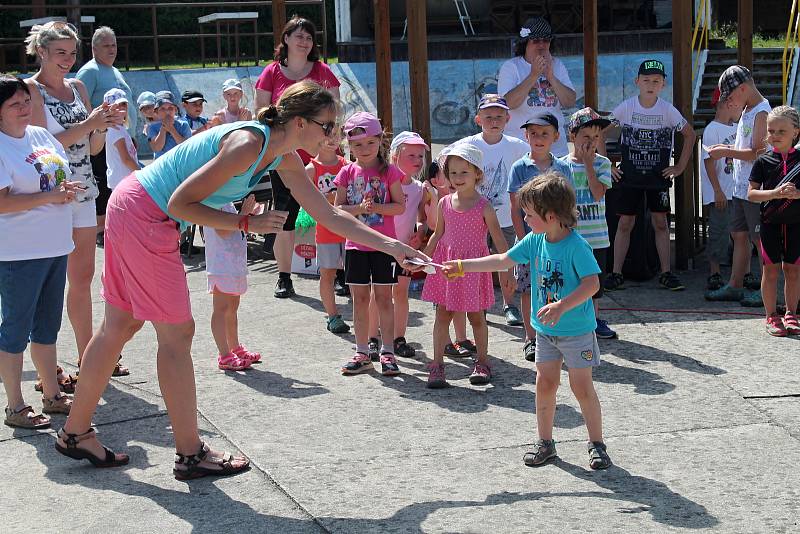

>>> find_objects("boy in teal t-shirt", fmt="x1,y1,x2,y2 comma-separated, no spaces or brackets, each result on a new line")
442,171,611,470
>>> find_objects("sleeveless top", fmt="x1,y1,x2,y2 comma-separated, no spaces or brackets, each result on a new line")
310,155,347,244
136,121,283,232
33,80,98,202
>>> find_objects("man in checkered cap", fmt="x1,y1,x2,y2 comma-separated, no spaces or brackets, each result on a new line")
705,65,771,306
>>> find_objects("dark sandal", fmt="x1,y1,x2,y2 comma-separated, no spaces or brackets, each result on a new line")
55,427,129,468
112,356,130,377
34,366,77,394
173,442,250,481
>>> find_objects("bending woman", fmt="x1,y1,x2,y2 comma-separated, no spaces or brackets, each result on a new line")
56,81,424,480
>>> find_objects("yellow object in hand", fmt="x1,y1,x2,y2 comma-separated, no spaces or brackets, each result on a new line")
446,259,465,279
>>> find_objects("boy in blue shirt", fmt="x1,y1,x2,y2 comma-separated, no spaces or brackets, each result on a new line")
147,91,192,159
444,171,611,470
508,111,572,361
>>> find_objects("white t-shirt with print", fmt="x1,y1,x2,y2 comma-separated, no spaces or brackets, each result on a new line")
732,99,772,200
105,124,138,190
497,56,574,156
700,120,738,205
0,126,74,260
612,96,688,190
458,133,529,228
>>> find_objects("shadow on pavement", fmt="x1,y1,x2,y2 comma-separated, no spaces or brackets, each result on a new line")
227,367,330,400
605,339,726,376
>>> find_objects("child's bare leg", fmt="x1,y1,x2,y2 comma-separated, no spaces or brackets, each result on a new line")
567,367,603,442
367,289,380,339
452,311,467,342
211,292,232,354
319,268,339,317
761,263,780,316
372,284,395,352
467,311,489,365
433,306,455,365
393,276,411,339
521,292,536,340
729,231,751,287
613,215,635,273
651,212,671,273
350,285,372,347
224,294,241,351
535,360,561,441
783,263,800,313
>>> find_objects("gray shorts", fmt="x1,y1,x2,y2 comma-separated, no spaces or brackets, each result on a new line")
535,331,601,369
730,197,760,242
515,262,531,293
317,242,345,270
706,202,732,263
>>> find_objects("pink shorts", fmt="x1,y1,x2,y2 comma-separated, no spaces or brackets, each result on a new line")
101,175,192,324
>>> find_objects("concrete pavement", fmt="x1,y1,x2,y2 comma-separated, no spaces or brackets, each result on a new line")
1,242,799,533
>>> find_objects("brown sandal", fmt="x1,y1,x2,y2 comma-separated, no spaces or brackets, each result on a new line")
173,442,250,481
55,427,129,468
4,405,50,429
112,355,130,377
42,393,72,415
34,366,76,394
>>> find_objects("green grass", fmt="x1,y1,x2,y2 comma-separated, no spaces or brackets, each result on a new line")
710,24,790,49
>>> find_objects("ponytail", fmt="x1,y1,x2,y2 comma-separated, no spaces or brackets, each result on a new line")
256,80,337,129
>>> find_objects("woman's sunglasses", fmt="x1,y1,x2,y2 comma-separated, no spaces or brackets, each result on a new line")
308,118,337,137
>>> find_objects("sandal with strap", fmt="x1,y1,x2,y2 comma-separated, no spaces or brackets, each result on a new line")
42,393,72,415
55,427,129,468
34,366,77,394
112,356,130,377
218,351,252,371
173,442,250,481
4,404,50,429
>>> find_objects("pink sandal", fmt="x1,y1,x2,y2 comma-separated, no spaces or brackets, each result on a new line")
217,352,252,371
232,345,261,364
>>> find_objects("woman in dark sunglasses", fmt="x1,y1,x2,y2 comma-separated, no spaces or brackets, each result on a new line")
56,80,427,480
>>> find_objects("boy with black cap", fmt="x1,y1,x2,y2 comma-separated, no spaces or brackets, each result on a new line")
605,59,696,292
457,93,529,326
560,108,617,339
705,66,770,306
181,90,211,135
508,111,572,360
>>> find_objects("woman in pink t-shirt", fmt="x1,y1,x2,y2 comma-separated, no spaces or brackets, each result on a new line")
254,16,341,301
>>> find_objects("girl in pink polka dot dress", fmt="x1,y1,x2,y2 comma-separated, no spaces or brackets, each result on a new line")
422,144,515,388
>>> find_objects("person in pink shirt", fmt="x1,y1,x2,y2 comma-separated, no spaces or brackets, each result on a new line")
254,16,340,300
334,112,405,377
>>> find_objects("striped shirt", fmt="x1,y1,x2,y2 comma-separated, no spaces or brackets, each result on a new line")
559,154,613,249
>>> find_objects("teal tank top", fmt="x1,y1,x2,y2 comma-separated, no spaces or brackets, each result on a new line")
136,121,282,231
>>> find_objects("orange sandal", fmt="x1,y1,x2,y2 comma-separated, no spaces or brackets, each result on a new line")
34,366,76,394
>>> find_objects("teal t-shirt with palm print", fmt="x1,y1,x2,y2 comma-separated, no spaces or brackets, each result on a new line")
508,229,600,336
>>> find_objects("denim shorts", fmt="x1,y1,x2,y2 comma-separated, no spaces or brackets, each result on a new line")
0,255,68,354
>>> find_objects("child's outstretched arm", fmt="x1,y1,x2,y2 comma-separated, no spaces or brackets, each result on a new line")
483,202,516,293
442,253,517,277
537,274,600,327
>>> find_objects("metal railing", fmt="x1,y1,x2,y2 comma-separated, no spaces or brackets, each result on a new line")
690,0,710,88
782,0,800,104
0,1,328,72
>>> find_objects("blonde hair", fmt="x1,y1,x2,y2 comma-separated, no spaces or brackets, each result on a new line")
768,105,800,145
25,22,80,57
443,155,485,185
517,170,578,228
256,79,337,128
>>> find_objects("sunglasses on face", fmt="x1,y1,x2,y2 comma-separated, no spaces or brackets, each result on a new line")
308,118,337,136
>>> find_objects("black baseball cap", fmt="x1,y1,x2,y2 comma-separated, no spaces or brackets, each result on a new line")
638,59,666,77
520,112,559,130
181,90,206,103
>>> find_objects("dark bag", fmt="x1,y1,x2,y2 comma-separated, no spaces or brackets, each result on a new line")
604,186,660,281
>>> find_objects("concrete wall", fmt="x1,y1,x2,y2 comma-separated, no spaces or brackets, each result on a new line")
116,52,674,153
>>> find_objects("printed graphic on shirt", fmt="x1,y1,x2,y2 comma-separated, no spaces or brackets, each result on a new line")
721,132,736,175
534,255,565,305
619,124,675,188
26,149,68,192
364,176,386,226
479,158,512,210
316,171,337,202
527,77,558,108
